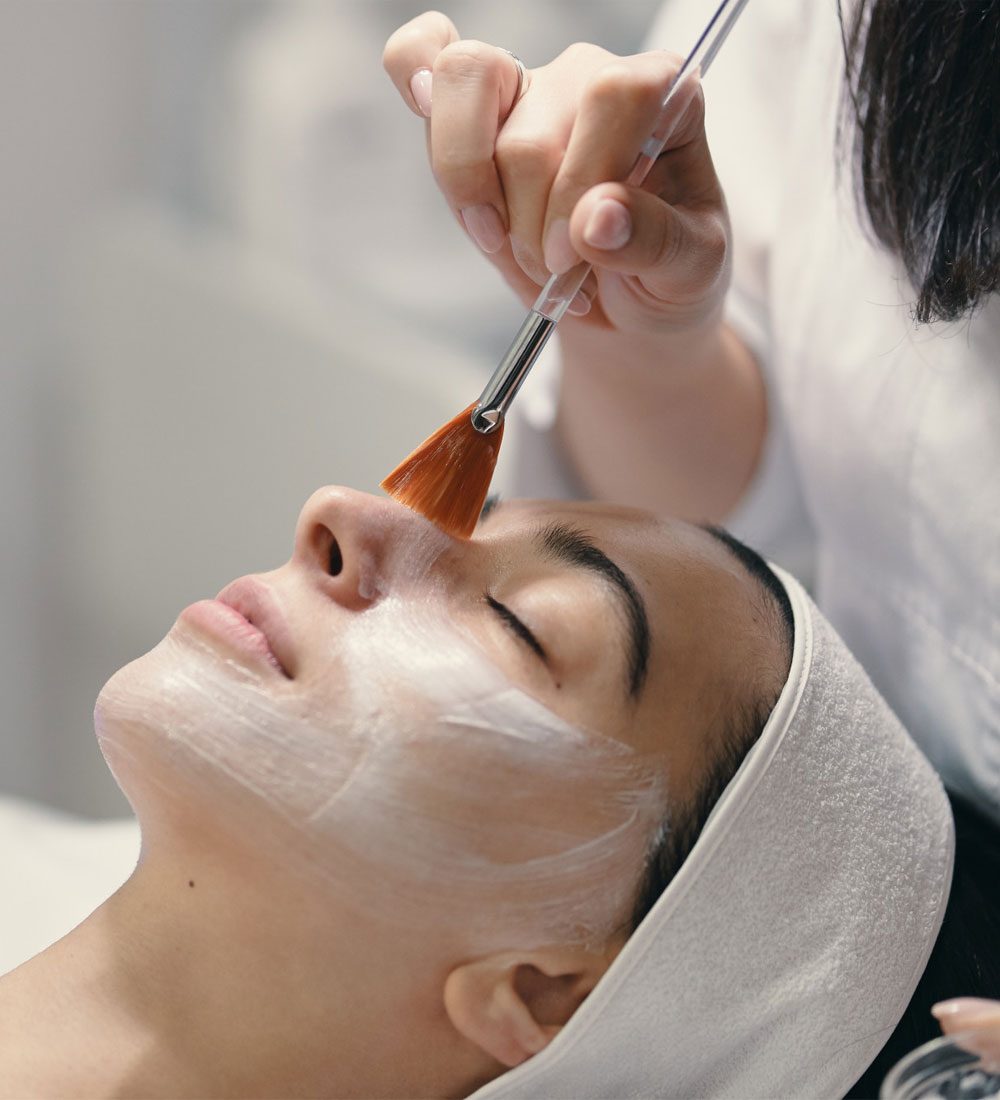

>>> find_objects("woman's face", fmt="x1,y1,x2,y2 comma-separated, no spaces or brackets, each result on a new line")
95,487,785,949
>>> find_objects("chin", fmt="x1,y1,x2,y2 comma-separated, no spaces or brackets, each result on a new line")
92,625,364,845
92,636,193,816
95,635,168,739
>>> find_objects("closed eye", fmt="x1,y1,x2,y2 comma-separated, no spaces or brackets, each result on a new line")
485,594,547,663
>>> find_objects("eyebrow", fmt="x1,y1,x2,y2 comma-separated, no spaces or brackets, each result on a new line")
535,522,651,700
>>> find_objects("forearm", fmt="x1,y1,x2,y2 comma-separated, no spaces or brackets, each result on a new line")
555,318,766,522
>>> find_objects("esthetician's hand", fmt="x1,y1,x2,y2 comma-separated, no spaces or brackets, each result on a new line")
933,998,1000,1071
383,11,732,339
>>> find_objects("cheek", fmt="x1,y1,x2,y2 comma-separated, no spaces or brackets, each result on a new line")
95,601,667,950
310,681,667,949
94,633,368,829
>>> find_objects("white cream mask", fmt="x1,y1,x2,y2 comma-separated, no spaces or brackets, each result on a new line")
95,517,665,950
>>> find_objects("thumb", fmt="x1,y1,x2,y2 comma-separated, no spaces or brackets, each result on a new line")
567,181,729,305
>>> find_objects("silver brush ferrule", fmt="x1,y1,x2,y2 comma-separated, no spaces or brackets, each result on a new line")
471,311,556,434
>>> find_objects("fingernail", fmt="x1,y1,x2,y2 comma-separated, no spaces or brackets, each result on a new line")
409,69,432,117
543,218,578,275
583,198,632,251
460,204,506,254
566,289,591,317
932,998,1000,1022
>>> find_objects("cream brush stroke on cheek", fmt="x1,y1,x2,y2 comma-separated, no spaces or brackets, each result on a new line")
95,527,666,951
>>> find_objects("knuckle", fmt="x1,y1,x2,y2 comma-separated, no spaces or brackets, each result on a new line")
650,211,682,271
585,61,661,114
651,47,685,69
550,166,592,204
702,217,728,270
558,41,609,67
433,162,495,210
585,60,632,98
423,10,457,35
433,146,483,188
383,11,450,61
382,11,440,54
495,130,562,178
435,38,499,79
648,211,728,287
381,28,412,71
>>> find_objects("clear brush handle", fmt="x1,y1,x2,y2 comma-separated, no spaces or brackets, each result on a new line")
532,0,750,323
471,0,750,434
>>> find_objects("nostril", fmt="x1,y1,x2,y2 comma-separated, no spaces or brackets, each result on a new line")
327,536,344,577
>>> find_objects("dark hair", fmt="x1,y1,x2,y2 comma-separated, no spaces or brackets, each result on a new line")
628,529,794,930
838,0,1000,324
847,792,1000,1098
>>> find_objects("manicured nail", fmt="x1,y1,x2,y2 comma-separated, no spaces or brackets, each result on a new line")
410,69,432,117
460,204,506,254
543,218,578,275
583,198,632,251
932,998,1000,1022
566,289,591,317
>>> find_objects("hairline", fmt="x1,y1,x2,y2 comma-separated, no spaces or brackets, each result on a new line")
627,528,794,933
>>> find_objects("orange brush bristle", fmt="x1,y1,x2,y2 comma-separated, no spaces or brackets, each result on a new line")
380,403,504,539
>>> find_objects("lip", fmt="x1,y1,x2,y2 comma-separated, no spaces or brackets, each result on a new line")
179,577,296,679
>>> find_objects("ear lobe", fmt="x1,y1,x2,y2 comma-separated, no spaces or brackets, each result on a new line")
443,947,617,1069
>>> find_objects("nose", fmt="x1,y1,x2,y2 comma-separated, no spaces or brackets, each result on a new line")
291,486,444,610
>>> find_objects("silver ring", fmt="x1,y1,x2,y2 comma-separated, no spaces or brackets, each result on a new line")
503,49,527,103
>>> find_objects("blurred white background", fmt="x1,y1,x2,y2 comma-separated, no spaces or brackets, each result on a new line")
0,0,661,818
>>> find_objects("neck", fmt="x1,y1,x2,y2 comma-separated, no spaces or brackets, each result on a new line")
0,844,479,1098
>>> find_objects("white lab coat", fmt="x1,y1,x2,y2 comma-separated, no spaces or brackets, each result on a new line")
496,0,1000,822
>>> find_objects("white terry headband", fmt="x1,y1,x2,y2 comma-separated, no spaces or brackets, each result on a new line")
470,567,955,1099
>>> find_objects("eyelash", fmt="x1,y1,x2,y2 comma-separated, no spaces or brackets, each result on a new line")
484,594,547,662
479,493,502,523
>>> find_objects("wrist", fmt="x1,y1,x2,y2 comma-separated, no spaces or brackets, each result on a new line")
552,311,765,520
558,307,730,388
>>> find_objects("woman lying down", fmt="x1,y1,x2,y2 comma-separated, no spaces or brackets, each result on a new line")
0,486,991,1099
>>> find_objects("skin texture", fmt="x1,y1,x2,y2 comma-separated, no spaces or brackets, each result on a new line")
383,12,766,521
0,488,787,1099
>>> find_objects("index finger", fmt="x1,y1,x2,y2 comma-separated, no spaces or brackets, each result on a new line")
383,10,461,116
541,52,700,274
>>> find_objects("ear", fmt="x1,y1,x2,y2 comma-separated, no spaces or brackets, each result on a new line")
443,946,618,1069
